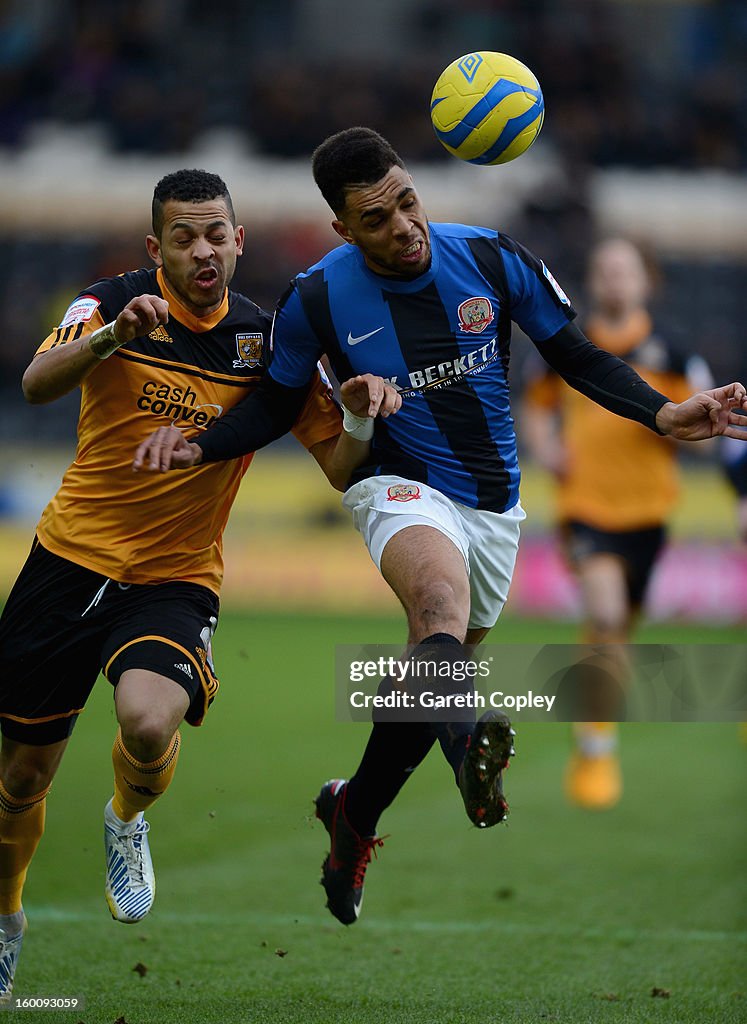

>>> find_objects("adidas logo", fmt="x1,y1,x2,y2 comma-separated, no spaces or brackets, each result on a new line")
148,325,173,343
174,662,193,679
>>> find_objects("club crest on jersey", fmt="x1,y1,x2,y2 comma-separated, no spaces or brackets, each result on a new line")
386,483,422,502
233,333,264,368
457,296,494,334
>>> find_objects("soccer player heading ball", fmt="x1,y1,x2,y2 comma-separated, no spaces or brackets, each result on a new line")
135,128,747,926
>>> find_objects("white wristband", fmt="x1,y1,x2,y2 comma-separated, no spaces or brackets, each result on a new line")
87,321,122,359
342,405,375,441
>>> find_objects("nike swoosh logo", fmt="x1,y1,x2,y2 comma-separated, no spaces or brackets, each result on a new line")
347,326,385,346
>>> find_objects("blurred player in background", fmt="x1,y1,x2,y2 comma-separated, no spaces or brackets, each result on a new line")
0,168,394,999
522,237,713,809
134,129,747,926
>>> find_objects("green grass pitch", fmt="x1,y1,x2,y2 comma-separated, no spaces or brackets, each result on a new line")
9,612,746,1023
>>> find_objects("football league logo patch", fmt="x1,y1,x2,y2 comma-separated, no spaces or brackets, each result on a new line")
233,333,264,368
387,483,422,502
457,296,494,334
59,295,100,328
541,262,571,306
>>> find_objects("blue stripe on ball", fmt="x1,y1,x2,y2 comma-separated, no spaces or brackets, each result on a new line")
468,98,545,164
431,78,541,149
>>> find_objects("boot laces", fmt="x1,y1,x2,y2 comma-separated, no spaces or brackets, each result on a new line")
351,836,385,889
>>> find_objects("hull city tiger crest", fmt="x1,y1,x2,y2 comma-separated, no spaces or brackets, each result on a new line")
233,333,264,368
387,483,422,502
457,296,494,334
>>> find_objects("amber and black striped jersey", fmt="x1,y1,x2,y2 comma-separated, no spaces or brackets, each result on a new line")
34,267,341,594
524,309,708,530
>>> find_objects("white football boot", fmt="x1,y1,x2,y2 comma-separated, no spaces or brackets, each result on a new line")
104,799,155,923
0,912,27,1003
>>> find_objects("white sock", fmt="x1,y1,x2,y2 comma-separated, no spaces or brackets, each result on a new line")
574,725,618,757
104,797,142,833
0,909,25,938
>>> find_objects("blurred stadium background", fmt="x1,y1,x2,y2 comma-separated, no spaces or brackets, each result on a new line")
1,0,746,619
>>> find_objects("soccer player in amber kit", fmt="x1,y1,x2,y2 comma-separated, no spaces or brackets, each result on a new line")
523,238,714,808
135,130,747,926
0,168,395,998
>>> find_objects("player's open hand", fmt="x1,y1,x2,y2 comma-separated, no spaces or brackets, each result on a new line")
133,426,203,473
655,382,747,441
116,295,169,345
340,374,402,419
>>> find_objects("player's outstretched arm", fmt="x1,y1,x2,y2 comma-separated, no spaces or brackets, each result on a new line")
310,374,402,490
133,374,312,472
22,295,169,404
655,383,747,441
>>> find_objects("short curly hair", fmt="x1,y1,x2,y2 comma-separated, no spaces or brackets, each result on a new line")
151,169,235,236
312,127,406,214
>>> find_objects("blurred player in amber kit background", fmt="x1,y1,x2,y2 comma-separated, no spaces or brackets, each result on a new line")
522,237,714,809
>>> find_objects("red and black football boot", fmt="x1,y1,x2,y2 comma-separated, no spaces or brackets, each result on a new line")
315,779,384,925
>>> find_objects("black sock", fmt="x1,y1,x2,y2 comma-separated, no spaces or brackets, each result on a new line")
344,633,477,834
345,717,435,837
414,632,476,783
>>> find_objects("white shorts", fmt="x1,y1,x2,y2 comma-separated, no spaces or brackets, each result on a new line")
342,475,526,629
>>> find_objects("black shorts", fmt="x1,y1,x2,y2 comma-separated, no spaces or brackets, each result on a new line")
561,520,667,607
0,540,220,745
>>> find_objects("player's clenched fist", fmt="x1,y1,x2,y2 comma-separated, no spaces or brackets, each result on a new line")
335,374,402,442
133,426,203,473
116,295,169,343
340,374,402,419
89,295,169,359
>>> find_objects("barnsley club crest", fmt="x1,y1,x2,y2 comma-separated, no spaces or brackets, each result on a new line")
387,483,422,502
233,333,264,368
457,296,494,334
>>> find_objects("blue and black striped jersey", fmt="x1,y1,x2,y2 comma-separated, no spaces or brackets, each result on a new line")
268,222,576,511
